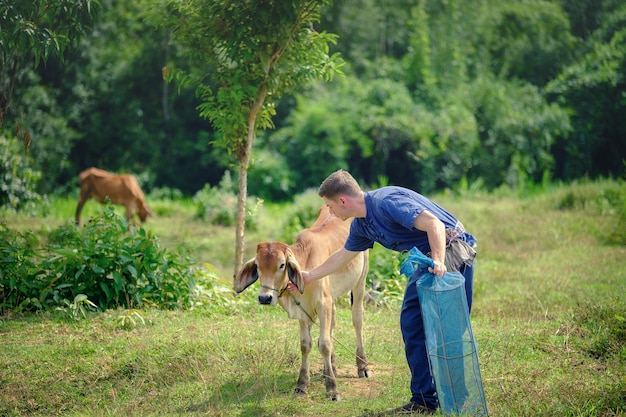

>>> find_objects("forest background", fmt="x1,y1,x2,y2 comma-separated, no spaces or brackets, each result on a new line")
1,0,625,208
1,2,625,415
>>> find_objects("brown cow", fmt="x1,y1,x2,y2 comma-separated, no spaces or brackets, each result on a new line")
75,167,154,226
234,206,370,401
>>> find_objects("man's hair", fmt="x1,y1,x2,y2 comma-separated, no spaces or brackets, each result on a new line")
318,169,362,198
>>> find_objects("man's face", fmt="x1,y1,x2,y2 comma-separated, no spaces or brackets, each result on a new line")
323,196,348,220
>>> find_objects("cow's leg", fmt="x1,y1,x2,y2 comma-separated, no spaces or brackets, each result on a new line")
125,205,133,224
330,302,338,377
318,298,339,401
75,190,90,225
351,269,370,378
295,320,312,396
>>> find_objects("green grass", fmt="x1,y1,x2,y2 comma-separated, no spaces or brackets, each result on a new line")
1,179,625,416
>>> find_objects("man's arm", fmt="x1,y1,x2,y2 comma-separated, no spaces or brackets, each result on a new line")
303,247,360,284
414,209,447,277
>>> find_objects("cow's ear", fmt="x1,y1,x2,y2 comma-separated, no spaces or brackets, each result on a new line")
234,258,258,293
286,251,304,294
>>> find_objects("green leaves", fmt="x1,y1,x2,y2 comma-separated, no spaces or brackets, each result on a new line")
0,0,99,129
0,204,198,313
55,293,98,321
0,134,44,213
165,0,343,154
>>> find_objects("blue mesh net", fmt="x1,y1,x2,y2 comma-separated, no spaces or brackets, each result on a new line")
402,247,488,416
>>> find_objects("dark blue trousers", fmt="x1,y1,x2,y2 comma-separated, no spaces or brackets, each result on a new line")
400,262,474,409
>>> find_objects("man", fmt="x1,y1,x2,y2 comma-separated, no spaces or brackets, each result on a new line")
301,169,476,415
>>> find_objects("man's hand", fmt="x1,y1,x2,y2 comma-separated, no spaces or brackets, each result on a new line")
287,271,311,294
428,259,447,277
286,281,299,294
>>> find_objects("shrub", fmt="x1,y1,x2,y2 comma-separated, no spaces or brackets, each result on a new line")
0,223,43,313
1,205,199,313
43,206,197,310
148,186,184,201
193,171,261,230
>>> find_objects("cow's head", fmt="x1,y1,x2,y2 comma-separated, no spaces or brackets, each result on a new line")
138,203,155,222
234,242,304,306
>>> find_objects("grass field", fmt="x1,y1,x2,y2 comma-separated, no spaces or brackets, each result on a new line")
1,180,625,416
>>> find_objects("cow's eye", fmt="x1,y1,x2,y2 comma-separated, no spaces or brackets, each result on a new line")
279,263,285,270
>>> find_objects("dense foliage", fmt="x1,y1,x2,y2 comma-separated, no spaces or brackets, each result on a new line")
0,0,97,128
0,206,200,313
0,135,44,213
192,171,262,231
0,0,624,203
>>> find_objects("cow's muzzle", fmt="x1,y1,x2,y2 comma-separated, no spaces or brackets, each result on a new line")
258,294,273,305
258,284,287,306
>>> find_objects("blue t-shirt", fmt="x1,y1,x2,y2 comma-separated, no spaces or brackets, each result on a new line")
345,186,475,254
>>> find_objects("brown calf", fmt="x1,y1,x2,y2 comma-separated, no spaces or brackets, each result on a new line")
234,206,370,401
75,167,153,226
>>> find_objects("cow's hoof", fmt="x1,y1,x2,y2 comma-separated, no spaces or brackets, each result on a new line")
327,392,341,401
293,387,307,397
358,368,371,378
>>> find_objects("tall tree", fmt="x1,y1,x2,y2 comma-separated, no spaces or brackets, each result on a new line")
545,0,626,180
163,0,344,276
0,0,97,131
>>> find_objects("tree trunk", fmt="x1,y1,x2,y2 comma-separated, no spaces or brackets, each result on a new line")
234,151,250,279
0,55,20,130
233,63,282,279
233,87,267,279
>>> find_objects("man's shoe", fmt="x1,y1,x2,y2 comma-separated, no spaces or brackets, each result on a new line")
387,401,436,415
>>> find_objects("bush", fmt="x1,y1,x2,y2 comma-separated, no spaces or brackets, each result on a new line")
0,223,43,312
0,205,199,313
193,171,261,230
148,186,184,201
44,206,196,310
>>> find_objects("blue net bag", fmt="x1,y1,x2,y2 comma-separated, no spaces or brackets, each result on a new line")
401,247,488,416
